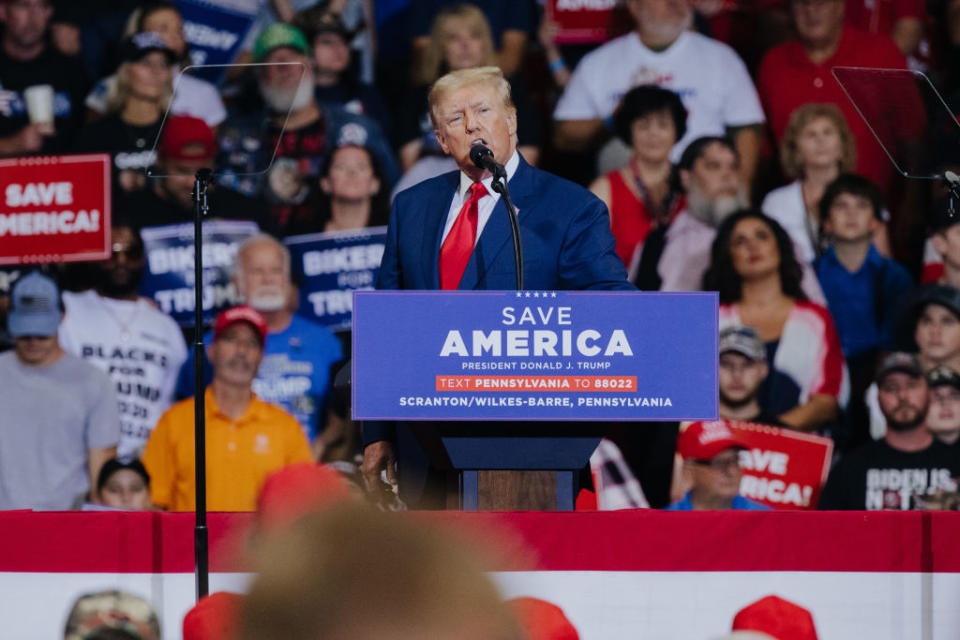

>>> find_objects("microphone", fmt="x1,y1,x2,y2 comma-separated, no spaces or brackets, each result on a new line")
469,144,506,180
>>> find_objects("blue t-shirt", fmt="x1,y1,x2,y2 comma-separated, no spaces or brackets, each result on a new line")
816,245,914,358
665,491,771,511
175,314,344,441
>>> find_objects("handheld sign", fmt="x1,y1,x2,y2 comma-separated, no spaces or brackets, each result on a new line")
730,421,834,510
285,227,386,332
138,220,259,328
0,154,110,265
175,0,258,85
546,0,632,44
353,291,718,421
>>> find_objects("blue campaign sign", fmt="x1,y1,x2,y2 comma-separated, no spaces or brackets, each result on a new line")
176,0,257,85
139,220,260,328
353,291,719,421
286,227,386,332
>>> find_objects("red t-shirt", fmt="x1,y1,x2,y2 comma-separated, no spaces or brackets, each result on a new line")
606,169,685,268
757,27,908,188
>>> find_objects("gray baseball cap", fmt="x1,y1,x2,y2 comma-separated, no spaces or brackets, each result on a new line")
7,271,60,337
719,326,765,361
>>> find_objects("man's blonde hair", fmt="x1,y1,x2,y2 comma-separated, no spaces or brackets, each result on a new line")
428,66,515,131
780,103,857,179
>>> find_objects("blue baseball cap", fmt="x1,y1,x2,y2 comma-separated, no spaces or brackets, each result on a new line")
7,272,61,337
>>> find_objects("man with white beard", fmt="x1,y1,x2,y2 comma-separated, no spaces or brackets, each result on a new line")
215,24,399,237
176,234,345,459
634,136,748,291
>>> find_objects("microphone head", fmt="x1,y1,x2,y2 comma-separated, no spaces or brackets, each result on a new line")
469,144,494,169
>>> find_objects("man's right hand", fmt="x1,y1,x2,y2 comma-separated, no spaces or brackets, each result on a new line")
361,440,397,491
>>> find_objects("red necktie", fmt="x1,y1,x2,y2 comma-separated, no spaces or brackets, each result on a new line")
439,181,488,290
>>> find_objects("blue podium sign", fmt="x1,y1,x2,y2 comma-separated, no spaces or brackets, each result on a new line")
353,291,718,421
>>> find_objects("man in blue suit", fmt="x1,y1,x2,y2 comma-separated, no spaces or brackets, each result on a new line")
361,67,634,501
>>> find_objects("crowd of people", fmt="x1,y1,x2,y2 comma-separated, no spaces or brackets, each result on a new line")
2,0,960,519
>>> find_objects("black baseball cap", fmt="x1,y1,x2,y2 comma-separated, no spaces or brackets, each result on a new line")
120,32,176,65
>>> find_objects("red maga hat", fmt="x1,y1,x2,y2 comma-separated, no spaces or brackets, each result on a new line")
677,420,743,461
213,306,268,345
732,595,818,640
159,115,216,162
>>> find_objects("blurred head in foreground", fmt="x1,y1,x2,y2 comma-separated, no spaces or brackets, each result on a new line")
237,503,523,640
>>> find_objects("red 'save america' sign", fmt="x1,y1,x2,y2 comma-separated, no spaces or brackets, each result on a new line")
729,421,834,510
546,0,632,44
0,154,111,265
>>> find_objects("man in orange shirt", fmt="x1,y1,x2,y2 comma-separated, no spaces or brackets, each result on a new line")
143,306,312,511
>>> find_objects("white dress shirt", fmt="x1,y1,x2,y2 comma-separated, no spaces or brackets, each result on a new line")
440,150,521,246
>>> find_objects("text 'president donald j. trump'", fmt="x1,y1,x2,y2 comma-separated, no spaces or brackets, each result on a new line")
362,66,635,499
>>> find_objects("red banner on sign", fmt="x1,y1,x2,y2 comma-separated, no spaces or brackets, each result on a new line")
545,0,633,44
728,421,834,510
0,154,111,265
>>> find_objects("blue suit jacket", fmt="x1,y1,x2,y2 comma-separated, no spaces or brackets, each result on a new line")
377,155,634,291
365,157,633,448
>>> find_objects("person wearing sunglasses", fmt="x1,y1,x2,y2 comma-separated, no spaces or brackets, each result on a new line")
59,221,187,459
665,420,769,511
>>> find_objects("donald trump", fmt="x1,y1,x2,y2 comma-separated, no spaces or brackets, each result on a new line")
364,67,633,499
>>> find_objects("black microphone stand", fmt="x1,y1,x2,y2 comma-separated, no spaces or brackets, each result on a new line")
490,169,523,291
192,168,212,600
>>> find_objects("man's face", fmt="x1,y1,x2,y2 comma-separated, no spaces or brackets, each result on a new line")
98,227,146,297
313,31,350,74
627,0,691,43
434,82,517,175
824,192,879,243
877,371,929,432
927,384,960,439
14,334,59,366
99,469,152,510
1,0,52,50
236,241,290,312
689,448,742,501
157,156,212,211
208,323,263,388
915,304,960,364
681,142,744,225
719,352,768,408
791,0,844,48
259,48,313,113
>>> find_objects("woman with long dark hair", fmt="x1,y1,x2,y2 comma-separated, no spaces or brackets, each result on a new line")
284,144,389,236
704,209,847,432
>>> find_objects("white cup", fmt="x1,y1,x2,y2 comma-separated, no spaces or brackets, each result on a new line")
23,84,54,126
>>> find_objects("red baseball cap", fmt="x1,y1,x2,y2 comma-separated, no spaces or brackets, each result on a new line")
732,595,818,640
213,306,268,344
255,462,358,533
158,115,216,162
677,421,743,461
507,597,579,640
182,591,243,640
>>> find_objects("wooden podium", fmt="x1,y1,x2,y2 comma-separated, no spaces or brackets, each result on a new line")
409,422,600,511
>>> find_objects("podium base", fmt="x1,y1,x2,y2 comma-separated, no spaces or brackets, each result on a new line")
450,470,576,511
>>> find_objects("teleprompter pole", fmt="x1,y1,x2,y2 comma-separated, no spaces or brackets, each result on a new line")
192,168,212,600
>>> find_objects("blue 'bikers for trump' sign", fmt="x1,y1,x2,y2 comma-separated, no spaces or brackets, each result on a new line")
352,291,718,421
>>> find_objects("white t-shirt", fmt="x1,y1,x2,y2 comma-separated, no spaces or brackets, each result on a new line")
85,72,227,127
59,290,188,458
761,181,818,264
553,31,765,160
